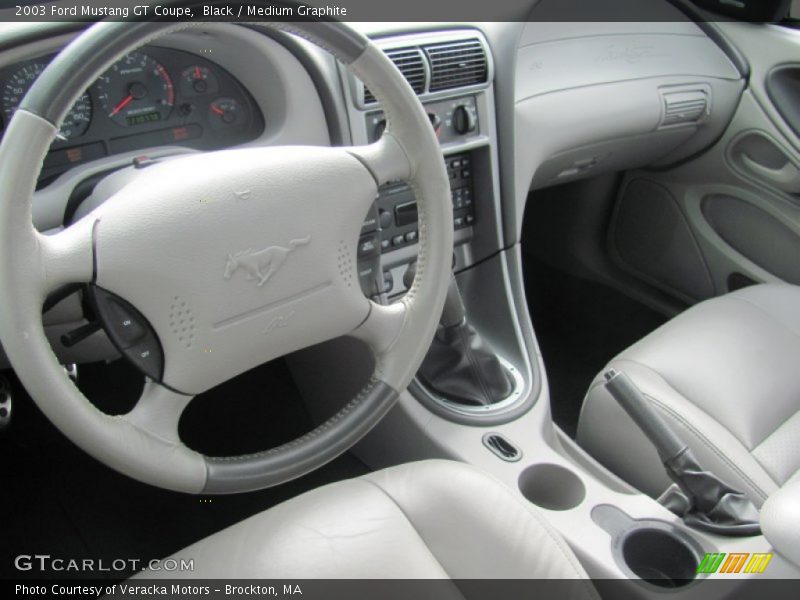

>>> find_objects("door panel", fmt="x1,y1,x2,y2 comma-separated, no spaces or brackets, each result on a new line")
766,65,800,138
609,23,800,302
729,130,800,196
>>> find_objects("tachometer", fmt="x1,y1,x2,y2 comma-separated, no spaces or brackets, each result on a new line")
1,62,92,141
96,52,174,127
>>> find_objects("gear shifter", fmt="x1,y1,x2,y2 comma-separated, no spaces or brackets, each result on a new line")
404,263,515,406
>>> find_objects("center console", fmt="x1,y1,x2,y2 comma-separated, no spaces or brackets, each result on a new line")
340,30,531,420
344,31,500,293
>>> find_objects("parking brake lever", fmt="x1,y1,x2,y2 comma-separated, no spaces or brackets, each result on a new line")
604,369,761,536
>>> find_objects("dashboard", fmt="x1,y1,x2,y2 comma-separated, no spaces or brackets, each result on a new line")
0,19,747,377
0,44,264,186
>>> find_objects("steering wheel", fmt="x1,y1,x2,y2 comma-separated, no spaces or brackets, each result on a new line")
0,21,453,494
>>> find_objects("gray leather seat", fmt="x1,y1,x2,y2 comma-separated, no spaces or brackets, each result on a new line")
140,460,596,585
578,284,800,507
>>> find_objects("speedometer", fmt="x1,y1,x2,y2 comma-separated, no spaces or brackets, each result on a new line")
1,62,92,141
96,52,175,127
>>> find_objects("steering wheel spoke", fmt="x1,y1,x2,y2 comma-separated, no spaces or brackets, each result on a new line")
37,218,95,295
346,133,413,189
351,300,407,356
123,380,194,446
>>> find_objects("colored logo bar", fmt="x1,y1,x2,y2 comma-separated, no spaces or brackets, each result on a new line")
697,552,773,574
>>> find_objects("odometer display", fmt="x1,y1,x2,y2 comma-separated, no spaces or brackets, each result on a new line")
126,112,161,127
96,51,174,127
1,61,92,141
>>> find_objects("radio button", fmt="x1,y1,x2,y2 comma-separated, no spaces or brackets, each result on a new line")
394,202,418,227
382,271,394,293
358,235,379,258
361,203,379,234
378,209,393,229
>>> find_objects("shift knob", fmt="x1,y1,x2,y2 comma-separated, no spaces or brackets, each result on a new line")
403,262,465,328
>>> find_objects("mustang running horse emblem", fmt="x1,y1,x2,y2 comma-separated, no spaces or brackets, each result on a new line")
223,236,311,287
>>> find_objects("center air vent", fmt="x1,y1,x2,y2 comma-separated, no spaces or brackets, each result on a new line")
363,46,426,104
660,88,709,127
424,38,488,92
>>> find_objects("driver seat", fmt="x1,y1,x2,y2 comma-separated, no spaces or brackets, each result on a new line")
137,460,596,587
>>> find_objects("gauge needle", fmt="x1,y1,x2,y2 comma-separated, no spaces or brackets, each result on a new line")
210,104,224,116
109,94,134,117
195,66,202,79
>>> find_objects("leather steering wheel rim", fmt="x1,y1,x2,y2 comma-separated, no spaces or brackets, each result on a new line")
0,20,453,493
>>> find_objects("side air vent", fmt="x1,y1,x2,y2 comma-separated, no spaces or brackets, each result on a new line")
660,89,709,127
363,46,426,104
424,38,488,92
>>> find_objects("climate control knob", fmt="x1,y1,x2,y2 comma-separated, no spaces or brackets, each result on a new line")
453,104,477,135
427,112,442,134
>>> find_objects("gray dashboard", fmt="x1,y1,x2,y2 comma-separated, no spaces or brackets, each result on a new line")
512,19,746,237
0,18,748,370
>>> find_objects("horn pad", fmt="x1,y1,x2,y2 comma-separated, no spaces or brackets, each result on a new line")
92,146,377,394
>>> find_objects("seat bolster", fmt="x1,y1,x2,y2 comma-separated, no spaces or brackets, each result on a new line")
134,460,598,590
761,479,800,568
136,477,453,579
578,360,778,506
730,284,800,337
365,460,596,583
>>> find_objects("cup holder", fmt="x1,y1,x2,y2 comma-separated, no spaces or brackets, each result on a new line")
518,463,586,511
619,527,700,588
592,506,705,589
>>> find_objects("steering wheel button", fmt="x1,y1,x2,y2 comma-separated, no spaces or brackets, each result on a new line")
125,336,164,382
87,287,164,381
106,298,147,346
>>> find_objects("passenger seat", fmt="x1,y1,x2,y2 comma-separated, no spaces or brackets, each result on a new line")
577,284,800,507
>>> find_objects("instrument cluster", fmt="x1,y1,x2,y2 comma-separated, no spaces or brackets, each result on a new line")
0,45,264,185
